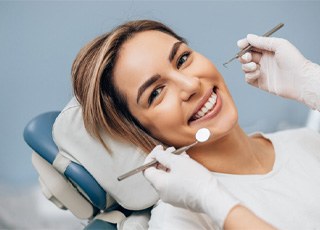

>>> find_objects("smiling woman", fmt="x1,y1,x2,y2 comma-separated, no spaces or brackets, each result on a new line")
72,19,320,229
113,29,238,149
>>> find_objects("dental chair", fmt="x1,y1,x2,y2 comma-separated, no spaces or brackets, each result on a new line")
23,97,159,229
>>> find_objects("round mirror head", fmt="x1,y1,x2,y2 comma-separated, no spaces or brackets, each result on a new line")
195,128,211,142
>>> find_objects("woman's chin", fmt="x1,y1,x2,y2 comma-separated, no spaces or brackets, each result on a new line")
208,108,238,142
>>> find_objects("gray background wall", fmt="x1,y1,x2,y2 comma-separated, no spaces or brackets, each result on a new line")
1,1,319,188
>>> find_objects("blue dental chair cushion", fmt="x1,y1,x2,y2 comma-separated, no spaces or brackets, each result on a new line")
23,111,107,211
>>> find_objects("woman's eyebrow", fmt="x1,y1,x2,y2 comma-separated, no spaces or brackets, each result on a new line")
169,41,184,62
136,74,161,104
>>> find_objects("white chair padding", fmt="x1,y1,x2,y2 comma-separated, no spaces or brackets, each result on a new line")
52,97,159,210
32,152,95,219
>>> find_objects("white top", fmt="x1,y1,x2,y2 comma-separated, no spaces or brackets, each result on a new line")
148,128,320,230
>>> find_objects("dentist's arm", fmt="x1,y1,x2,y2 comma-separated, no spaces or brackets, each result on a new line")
237,35,320,111
144,146,275,229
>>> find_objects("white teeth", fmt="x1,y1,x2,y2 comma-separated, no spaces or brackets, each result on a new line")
193,92,217,120
209,94,217,103
201,106,208,113
205,102,212,109
198,111,204,117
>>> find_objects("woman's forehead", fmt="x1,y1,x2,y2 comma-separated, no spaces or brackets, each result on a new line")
122,30,178,55
114,31,178,84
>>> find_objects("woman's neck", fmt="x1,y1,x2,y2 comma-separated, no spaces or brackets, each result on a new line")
188,125,274,175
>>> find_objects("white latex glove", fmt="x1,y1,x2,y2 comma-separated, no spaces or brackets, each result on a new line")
143,145,240,228
238,34,320,111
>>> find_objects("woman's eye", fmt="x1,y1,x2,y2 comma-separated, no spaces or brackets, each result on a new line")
148,87,163,105
176,52,190,69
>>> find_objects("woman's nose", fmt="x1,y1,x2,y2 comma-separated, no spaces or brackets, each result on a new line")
173,72,200,101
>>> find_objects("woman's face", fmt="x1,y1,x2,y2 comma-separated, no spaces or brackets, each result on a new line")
113,30,238,147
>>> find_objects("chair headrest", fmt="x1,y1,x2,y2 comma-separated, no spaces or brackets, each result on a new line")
52,97,159,210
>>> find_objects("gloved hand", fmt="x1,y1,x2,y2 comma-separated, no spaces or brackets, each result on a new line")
143,145,240,228
237,34,320,111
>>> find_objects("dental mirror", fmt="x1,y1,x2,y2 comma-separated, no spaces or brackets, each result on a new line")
195,128,211,143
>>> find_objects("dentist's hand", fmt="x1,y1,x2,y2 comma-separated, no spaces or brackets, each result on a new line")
143,146,240,228
238,34,320,110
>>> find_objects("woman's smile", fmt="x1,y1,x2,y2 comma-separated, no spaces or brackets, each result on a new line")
188,86,222,125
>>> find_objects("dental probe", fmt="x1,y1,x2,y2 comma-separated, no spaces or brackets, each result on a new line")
117,128,211,181
117,142,198,181
223,23,284,67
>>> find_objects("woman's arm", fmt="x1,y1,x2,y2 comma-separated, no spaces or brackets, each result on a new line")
224,205,275,230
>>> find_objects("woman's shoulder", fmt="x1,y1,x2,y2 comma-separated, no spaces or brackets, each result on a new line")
251,127,320,148
266,127,320,144
271,127,320,141
263,128,320,157
148,200,216,230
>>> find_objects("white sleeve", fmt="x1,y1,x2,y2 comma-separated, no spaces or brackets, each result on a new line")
148,201,217,230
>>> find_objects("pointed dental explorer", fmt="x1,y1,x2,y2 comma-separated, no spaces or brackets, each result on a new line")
223,23,284,67
117,128,211,181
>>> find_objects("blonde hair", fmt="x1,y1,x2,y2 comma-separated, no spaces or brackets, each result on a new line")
72,20,186,153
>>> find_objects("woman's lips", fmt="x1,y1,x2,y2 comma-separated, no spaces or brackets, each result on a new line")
189,87,222,124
